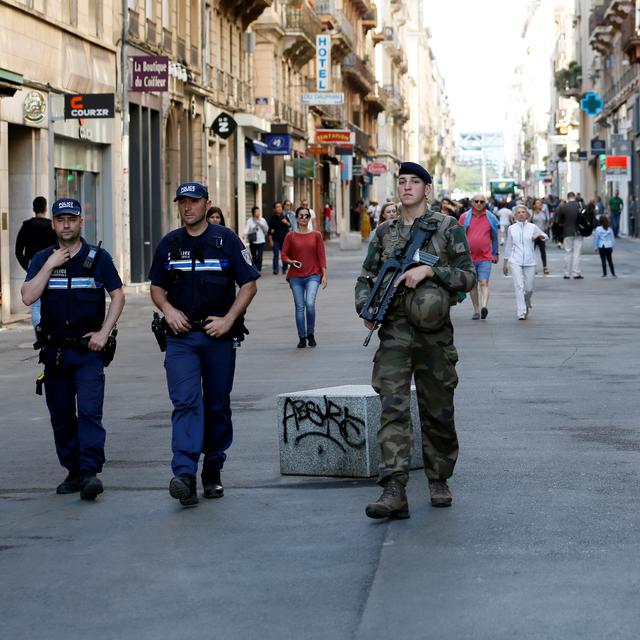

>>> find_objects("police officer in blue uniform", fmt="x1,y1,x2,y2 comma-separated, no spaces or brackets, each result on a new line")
149,182,259,506
21,199,125,500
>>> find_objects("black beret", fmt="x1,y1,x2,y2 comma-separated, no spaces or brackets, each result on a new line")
398,162,432,184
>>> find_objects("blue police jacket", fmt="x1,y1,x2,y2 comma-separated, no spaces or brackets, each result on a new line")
148,225,260,320
26,239,123,339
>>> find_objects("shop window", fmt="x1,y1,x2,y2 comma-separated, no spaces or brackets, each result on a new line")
55,169,98,245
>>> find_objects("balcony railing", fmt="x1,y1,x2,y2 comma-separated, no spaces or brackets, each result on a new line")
128,8,139,39
163,28,172,52
589,4,608,35
315,0,335,14
341,52,375,91
286,2,323,35
602,64,639,106
177,36,186,61
336,10,355,49
146,19,156,45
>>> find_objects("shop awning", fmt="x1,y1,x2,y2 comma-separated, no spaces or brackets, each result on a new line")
0,67,24,97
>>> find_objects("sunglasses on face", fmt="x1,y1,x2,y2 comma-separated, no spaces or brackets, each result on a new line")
473,200,486,204
296,213,311,219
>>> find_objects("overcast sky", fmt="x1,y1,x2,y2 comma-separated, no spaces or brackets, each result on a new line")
426,0,528,134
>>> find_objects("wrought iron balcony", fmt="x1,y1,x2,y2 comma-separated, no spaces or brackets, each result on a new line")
365,83,388,113
283,2,323,66
621,12,640,63
219,0,274,29
341,52,375,94
331,10,355,61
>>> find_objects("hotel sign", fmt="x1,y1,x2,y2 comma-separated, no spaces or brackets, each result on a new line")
316,34,331,91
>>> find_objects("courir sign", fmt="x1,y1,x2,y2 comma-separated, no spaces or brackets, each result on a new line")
64,94,115,119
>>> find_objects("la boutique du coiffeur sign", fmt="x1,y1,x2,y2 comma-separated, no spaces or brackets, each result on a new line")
130,56,169,92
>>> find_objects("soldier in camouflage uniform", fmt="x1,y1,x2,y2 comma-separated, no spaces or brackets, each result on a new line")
355,162,476,519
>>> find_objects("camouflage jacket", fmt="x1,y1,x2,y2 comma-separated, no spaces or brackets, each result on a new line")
355,207,476,315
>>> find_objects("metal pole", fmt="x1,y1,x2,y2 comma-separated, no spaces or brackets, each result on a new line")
47,92,55,204
121,0,131,283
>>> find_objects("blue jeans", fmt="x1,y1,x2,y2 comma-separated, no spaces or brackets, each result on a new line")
611,211,621,237
289,275,321,338
272,240,288,274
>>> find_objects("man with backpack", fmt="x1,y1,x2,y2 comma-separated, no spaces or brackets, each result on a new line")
557,192,587,279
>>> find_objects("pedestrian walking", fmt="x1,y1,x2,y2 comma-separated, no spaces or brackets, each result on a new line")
149,182,259,507
207,207,225,226
459,194,500,320
376,201,398,227
497,203,513,246
503,204,548,320
592,215,616,277
21,199,125,500
244,205,268,272
530,199,550,274
557,192,584,279
300,197,316,231
628,194,636,237
355,161,476,518
15,196,57,329
268,201,292,275
608,190,623,237
281,206,327,348
283,199,297,232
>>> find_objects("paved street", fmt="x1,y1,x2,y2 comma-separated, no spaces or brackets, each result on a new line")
1,237,639,640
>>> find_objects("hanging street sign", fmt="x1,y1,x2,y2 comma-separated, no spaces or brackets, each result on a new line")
262,134,292,155
211,112,237,139
64,93,115,119
315,129,353,144
301,92,344,105
316,34,331,91
130,56,169,92
366,162,388,175
580,91,604,116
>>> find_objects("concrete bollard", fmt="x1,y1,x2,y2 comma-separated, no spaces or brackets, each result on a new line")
277,385,423,478
339,232,362,250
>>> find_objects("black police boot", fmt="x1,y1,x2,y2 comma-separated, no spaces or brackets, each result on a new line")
56,471,84,495
297,337,307,348
169,475,199,506
202,470,224,499
306,334,317,347
79,473,104,501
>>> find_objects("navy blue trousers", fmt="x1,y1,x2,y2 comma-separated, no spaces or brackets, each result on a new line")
165,332,236,477
42,347,106,473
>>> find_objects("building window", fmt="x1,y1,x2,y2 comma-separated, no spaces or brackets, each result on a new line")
88,0,102,38
146,0,153,21
162,0,170,29
62,0,78,26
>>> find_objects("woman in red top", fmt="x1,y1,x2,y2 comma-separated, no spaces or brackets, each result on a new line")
281,206,328,348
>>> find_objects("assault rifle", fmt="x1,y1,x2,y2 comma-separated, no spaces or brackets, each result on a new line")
359,217,440,347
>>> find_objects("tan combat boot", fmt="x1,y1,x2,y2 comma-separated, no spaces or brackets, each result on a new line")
365,478,410,519
429,479,452,508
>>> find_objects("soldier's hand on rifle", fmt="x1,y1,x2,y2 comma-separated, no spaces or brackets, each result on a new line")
364,320,374,330
395,265,434,289
164,306,191,334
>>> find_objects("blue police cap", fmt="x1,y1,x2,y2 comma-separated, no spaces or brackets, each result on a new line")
174,182,209,201
398,162,432,184
52,198,82,216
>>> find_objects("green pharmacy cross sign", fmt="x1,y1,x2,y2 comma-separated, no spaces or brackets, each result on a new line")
580,92,604,116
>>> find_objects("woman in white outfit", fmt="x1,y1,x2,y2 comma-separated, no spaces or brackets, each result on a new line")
503,204,548,320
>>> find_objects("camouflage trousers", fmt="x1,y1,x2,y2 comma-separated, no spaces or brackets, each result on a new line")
372,310,459,486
